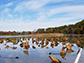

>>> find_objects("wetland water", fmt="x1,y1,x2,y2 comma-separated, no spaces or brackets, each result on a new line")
0,35,84,63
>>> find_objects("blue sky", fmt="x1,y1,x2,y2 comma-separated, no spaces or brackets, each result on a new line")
0,0,84,31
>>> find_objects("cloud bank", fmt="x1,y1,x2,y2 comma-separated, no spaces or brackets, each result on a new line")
0,0,84,31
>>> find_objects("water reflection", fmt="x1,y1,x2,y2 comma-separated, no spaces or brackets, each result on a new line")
23,50,29,55
49,55,61,63
11,47,17,50
60,47,66,59
0,35,84,63
5,45,9,49
2,56,19,59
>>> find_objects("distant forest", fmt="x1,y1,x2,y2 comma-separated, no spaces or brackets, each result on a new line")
36,19,84,34
0,19,84,35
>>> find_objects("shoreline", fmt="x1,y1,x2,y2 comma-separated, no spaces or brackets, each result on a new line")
0,33,84,38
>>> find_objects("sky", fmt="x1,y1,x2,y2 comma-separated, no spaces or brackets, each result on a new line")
0,0,84,31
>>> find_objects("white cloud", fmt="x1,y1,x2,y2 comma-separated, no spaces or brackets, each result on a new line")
32,5,84,24
0,0,84,31
0,16,82,31
47,5,84,17
36,12,47,21
1,7,14,18
14,0,48,12
4,8,10,13
14,0,75,12
7,14,13,18
49,0,74,2
4,2,13,7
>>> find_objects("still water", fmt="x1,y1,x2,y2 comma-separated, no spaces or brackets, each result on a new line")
0,35,84,63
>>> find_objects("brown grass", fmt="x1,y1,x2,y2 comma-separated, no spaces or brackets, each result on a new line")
29,33,64,37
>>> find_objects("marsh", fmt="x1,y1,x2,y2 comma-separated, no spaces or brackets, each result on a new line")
0,35,84,63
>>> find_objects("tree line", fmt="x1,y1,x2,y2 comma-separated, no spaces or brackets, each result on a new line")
0,31,31,35
0,19,84,35
36,19,84,34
